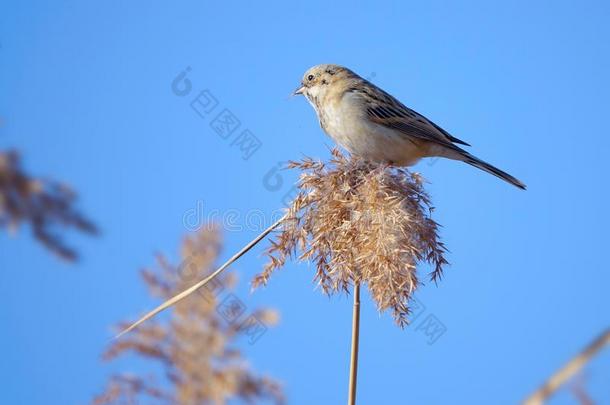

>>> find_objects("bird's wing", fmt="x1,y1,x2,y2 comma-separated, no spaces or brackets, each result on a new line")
353,84,470,149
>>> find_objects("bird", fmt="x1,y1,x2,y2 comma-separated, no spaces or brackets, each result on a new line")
293,64,526,190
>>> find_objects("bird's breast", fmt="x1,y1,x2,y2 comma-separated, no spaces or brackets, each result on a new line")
319,95,365,146
318,93,424,166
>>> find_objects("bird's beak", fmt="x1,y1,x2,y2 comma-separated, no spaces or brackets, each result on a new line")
292,84,305,96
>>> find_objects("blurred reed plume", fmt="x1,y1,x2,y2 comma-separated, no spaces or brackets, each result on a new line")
253,149,448,326
0,149,97,261
94,226,283,405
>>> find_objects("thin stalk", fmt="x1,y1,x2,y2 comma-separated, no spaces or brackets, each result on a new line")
348,282,361,405
116,214,287,338
523,328,610,405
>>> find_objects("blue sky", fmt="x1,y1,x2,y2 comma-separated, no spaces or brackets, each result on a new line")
1,1,609,404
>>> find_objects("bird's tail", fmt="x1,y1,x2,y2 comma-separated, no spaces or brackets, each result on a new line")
462,153,526,190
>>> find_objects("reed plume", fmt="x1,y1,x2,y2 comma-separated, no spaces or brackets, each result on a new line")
0,149,97,261
253,149,448,326
94,226,283,405
113,150,448,405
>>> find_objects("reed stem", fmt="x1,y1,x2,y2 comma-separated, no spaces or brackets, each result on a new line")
348,282,361,405
117,214,287,338
523,328,610,405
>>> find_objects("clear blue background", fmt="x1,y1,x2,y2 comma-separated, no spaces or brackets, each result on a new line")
1,1,609,404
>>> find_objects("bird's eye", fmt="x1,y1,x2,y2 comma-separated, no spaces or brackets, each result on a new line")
307,74,314,81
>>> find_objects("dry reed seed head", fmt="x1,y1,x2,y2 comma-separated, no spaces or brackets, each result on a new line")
253,150,448,327
96,226,284,405
0,149,97,261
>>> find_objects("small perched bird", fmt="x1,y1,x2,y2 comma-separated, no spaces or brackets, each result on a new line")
293,64,526,189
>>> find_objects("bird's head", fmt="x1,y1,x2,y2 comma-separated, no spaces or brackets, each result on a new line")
293,64,355,102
